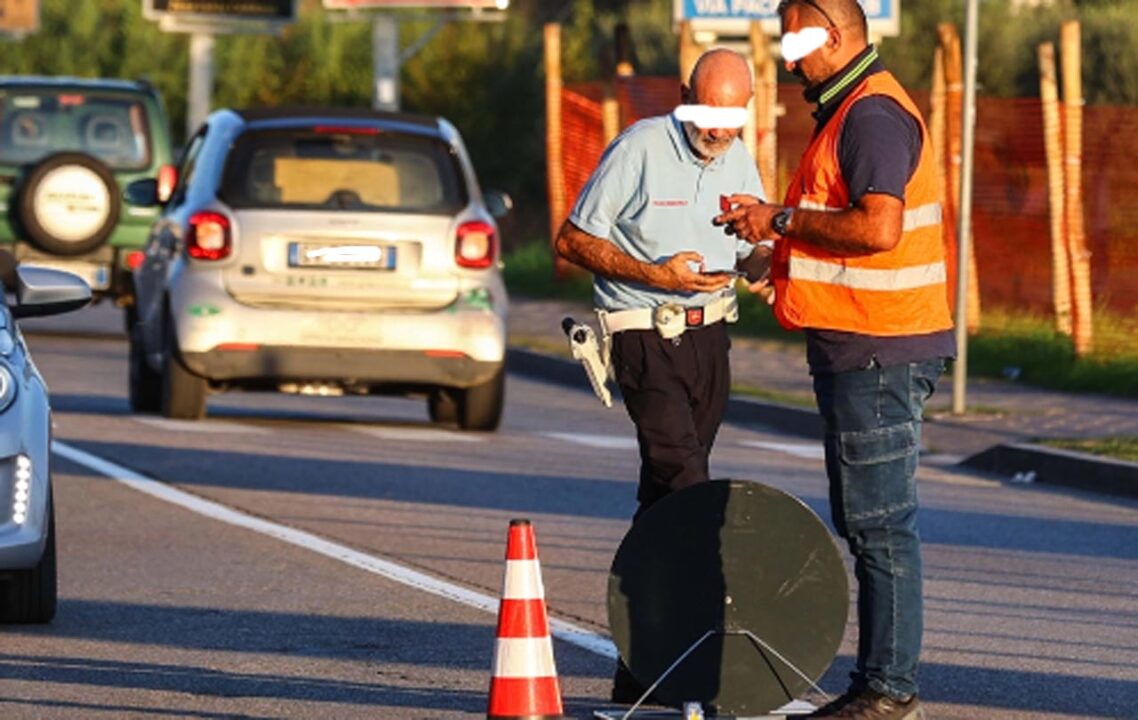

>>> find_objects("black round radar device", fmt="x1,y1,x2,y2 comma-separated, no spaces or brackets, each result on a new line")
607,479,848,716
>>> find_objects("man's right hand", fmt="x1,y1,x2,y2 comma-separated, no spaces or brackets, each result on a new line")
656,251,734,293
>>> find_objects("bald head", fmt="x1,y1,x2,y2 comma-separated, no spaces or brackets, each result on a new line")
687,48,753,107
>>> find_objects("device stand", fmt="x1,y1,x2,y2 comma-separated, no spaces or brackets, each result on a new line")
594,628,825,720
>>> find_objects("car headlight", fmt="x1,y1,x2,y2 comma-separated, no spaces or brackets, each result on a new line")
0,362,15,413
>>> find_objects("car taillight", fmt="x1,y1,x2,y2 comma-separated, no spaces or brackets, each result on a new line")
126,250,145,270
455,221,496,269
187,211,231,261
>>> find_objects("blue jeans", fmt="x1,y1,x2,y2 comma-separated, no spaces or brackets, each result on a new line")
813,359,945,700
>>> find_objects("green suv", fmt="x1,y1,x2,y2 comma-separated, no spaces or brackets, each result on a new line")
0,76,174,311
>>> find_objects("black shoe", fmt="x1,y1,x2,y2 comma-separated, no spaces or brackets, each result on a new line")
807,686,923,719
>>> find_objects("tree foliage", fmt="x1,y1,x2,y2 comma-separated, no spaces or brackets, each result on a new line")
0,0,1134,243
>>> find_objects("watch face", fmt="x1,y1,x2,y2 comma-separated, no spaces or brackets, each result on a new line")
774,209,790,235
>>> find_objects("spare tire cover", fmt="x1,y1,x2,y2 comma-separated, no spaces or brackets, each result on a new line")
17,152,120,257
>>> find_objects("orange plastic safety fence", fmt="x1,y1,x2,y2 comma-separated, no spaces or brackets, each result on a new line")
556,79,1138,355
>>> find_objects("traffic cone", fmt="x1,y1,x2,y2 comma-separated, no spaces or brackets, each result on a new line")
487,519,564,719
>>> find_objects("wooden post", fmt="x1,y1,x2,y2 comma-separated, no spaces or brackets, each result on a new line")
939,25,962,319
939,23,981,332
1039,41,1072,337
602,85,620,144
679,20,700,86
544,24,568,276
930,48,947,209
750,21,777,197
1061,20,1093,355
605,23,633,143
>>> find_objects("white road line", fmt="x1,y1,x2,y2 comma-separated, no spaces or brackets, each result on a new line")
132,417,269,434
739,439,826,460
347,425,484,443
542,432,638,450
50,440,615,660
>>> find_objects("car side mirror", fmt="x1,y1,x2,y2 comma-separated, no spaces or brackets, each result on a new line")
9,265,92,320
124,178,160,208
484,190,513,219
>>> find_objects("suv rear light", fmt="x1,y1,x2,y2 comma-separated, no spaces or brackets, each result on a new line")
187,211,232,261
455,221,496,269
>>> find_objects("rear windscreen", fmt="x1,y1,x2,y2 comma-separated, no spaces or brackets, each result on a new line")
0,91,152,170
220,127,468,214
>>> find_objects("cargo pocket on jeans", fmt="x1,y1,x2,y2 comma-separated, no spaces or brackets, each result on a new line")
837,420,920,528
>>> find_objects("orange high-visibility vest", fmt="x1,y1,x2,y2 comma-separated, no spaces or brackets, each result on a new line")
771,71,952,336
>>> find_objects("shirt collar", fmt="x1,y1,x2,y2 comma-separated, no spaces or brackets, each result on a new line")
807,44,883,128
666,113,729,169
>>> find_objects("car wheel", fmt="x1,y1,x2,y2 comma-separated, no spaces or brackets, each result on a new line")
457,366,505,432
0,490,57,624
160,316,207,420
128,321,162,414
16,152,120,257
428,389,458,424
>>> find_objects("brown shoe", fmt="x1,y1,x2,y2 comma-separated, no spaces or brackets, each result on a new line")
808,686,923,719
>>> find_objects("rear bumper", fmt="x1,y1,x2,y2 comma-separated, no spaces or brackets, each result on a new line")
181,346,501,389
170,278,508,374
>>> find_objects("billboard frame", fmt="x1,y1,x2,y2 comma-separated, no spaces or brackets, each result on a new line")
0,0,40,39
143,0,297,35
322,0,506,9
673,0,900,39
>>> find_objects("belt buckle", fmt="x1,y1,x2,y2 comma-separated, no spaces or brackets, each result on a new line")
685,307,704,328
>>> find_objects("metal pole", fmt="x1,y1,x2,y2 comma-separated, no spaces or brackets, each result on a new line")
372,14,399,111
952,0,979,415
187,32,215,139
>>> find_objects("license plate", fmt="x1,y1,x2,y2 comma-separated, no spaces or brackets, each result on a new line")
288,242,396,270
21,261,109,290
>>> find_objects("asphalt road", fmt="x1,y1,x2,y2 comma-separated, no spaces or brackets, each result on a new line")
1,305,1135,719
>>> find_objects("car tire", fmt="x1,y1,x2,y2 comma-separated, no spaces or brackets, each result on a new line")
128,321,162,414
428,390,458,424
0,490,57,624
457,366,505,432
160,316,207,420
16,152,120,257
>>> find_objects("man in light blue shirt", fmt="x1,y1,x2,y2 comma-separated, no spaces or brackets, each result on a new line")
554,47,770,704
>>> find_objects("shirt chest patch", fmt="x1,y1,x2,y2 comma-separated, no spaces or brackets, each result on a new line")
651,199,689,207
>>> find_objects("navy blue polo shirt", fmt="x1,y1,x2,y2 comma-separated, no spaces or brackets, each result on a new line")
802,46,956,374
569,114,764,311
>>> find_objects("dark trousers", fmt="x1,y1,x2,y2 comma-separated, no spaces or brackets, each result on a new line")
611,322,732,519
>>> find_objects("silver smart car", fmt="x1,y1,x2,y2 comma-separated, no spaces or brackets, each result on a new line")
125,108,511,430
0,251,91,623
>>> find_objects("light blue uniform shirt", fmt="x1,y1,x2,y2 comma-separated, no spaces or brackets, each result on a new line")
568,113,765,311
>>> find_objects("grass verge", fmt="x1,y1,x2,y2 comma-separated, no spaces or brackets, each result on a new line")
1040,437,1138,463
503,243,1138,398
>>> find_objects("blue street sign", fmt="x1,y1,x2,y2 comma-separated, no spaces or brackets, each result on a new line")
676,0,899,36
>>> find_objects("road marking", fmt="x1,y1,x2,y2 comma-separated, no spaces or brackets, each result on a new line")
739,439,826,460
541,432,638,450
51,440,615,660
132,417,269,434
347,425,484,443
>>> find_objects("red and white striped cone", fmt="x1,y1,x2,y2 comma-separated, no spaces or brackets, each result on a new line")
487,519,564,719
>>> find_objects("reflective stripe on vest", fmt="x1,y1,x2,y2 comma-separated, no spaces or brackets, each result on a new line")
796,199,942,232
789,256,947,291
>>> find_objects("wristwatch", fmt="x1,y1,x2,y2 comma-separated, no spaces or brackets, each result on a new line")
771,207,794,236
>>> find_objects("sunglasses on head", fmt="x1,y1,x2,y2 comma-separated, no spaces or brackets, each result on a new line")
777,0,838,29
